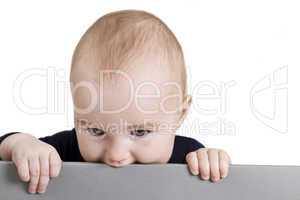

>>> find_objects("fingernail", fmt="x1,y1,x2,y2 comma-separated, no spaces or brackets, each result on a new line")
192,170,198,175
221,174,227,178
38,189,45,194
29,190,36,194
212,177,219,182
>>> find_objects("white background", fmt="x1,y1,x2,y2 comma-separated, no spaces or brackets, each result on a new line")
0,0,299,165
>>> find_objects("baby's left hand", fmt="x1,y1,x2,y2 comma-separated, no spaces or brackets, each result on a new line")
185,148,231,182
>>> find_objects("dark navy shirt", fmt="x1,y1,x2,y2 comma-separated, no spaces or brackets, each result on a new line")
0,128,205,163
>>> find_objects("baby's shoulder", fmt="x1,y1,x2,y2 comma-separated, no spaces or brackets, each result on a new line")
38,128,76,144
174,135,205,150
168,135,205,163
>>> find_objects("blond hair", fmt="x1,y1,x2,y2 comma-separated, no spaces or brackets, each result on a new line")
71,9,188,99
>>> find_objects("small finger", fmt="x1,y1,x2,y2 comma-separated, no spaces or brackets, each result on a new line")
197,149,210,180
13,157,30,182
208,149,220,182
28,156,40,194
219,150,230,178
186,152,199,175
49,151,62,178
37,155,50,193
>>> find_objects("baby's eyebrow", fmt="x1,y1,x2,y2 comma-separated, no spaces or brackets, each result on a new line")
75,118,160,130
127,122,159,130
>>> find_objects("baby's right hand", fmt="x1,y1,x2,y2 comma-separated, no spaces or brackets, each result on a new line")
2,133,62,194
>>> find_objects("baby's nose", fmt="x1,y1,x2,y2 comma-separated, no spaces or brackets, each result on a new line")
105,147,131,167
104,136,132,167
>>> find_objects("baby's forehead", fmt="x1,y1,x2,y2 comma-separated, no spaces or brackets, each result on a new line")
71,64,183,117
73,57,183,95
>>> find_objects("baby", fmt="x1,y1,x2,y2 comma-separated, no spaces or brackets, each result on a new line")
0,10,231,194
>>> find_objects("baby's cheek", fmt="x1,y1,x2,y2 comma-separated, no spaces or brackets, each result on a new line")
133,134,174,163
133,145,158,163
77,135,105,162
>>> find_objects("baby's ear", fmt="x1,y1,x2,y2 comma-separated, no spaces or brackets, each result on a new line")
176,95,192,128
182,95,192,114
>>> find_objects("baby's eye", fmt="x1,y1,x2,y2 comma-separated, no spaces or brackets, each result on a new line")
86,128,106,137
130,129,152,137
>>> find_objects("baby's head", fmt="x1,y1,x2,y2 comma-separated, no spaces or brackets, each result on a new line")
70,10,191,167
